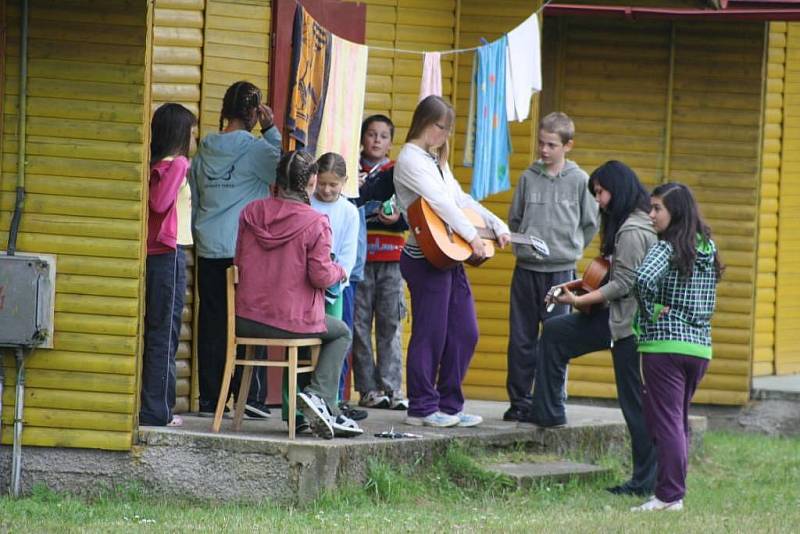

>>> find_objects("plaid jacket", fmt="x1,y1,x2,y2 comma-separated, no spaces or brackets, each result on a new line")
634,238,718,359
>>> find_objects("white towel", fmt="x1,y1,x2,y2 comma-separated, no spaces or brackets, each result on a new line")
505,13,541,122
419,52,442,101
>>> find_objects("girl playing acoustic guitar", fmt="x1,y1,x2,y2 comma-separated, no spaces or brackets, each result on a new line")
522,160,658,498
394,95,511,428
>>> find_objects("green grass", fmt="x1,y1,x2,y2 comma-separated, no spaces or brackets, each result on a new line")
0,431,798,533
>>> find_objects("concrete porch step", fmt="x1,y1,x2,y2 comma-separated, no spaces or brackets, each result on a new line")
486,461,610,488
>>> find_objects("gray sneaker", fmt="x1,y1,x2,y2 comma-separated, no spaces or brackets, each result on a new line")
359,390,390,409
389,392,409,411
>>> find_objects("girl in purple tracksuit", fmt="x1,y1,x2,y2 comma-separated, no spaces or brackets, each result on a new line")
632,182,723,512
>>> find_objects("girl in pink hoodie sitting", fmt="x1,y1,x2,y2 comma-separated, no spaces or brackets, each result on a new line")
140,103,197,427
234,151,363,439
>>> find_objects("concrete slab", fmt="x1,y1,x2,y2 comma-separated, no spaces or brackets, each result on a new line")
486,461,610,487
0,401,707,503
752,374,800,400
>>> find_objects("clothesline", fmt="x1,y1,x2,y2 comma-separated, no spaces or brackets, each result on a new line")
366,0,554,56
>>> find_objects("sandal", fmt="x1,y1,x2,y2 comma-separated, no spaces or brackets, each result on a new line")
167,415,184,427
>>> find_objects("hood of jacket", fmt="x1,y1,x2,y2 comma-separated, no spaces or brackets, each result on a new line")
696,235,717,271
194,130,259,181
528,159,582,180
618,209,656,237
240,197,322,251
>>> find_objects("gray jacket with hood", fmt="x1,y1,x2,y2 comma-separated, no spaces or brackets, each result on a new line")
508,160,599,272
599,209,657,340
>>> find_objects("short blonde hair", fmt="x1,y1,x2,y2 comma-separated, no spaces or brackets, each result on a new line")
540,112,575,145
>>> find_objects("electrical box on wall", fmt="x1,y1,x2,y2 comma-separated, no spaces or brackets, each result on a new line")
0,254,56,348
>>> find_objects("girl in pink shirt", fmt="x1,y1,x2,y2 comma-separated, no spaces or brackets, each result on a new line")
234,151,363,439
140,103,196,427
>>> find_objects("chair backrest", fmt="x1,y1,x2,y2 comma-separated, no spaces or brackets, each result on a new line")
226,265,238,343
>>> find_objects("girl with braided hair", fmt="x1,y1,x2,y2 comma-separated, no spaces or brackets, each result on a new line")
189,80,281,417
234,151,363,439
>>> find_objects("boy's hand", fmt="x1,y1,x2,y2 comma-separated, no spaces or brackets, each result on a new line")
358,171,367,187
377,210,401,225
497,233,511,249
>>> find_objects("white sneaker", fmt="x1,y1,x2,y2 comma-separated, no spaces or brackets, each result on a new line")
631,497,684,512
331,414,364,438
454,412,483,427
359,390,391,409
405,411,460,427
297,392,334,440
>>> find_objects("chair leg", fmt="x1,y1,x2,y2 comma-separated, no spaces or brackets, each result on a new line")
233,346,254,431
310,344,320,369
213,340,237,432
288,346,298,440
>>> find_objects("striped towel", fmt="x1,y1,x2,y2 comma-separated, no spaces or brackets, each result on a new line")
315,34,369,198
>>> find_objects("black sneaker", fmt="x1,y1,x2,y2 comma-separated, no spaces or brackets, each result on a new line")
339,402,368,421
502,406,529,422
244,400,271,419
518,411,566,428
606,483,652,497
197,405,231,419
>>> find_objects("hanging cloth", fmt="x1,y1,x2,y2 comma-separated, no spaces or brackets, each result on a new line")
505,12,542,122
464,36,512,201
419,52,442,101
315,34,369,198
286,6,331,153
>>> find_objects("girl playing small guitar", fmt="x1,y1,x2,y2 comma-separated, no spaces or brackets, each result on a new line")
394,95,511,428
523,160,658,498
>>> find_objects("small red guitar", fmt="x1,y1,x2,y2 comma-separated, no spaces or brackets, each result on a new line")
545,256,610,314
407,197,549,270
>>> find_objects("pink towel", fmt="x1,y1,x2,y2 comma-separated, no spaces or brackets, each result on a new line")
419,52,442,101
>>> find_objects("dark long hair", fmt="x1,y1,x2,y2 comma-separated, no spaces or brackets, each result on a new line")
276,151,318,205
588,161,651,256
150,103,197,165
651,182,724,280
219,80,262,131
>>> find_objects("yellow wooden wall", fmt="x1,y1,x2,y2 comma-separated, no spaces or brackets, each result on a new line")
562,19,761,404
774,22,800,375
0,0,151,450
453,1,540,400
359,0,457,154
151,0,204,414
352,4,763,403
199,0,270,139
755,22,784,377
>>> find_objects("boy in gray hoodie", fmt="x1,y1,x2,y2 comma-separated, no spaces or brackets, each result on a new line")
504,112,598,421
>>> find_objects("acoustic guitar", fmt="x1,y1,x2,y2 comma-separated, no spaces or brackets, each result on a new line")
407,197,550,270
545,256,610,314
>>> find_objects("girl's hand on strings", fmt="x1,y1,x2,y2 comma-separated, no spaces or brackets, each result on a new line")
497,233,511,249
469,235,487,259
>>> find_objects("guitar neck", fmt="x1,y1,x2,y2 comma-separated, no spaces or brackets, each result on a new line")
476,227,528,245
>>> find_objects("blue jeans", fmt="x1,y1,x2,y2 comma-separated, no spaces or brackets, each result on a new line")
140,248,186,426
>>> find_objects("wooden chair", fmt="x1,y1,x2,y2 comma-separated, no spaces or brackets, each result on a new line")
212,266,321,439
